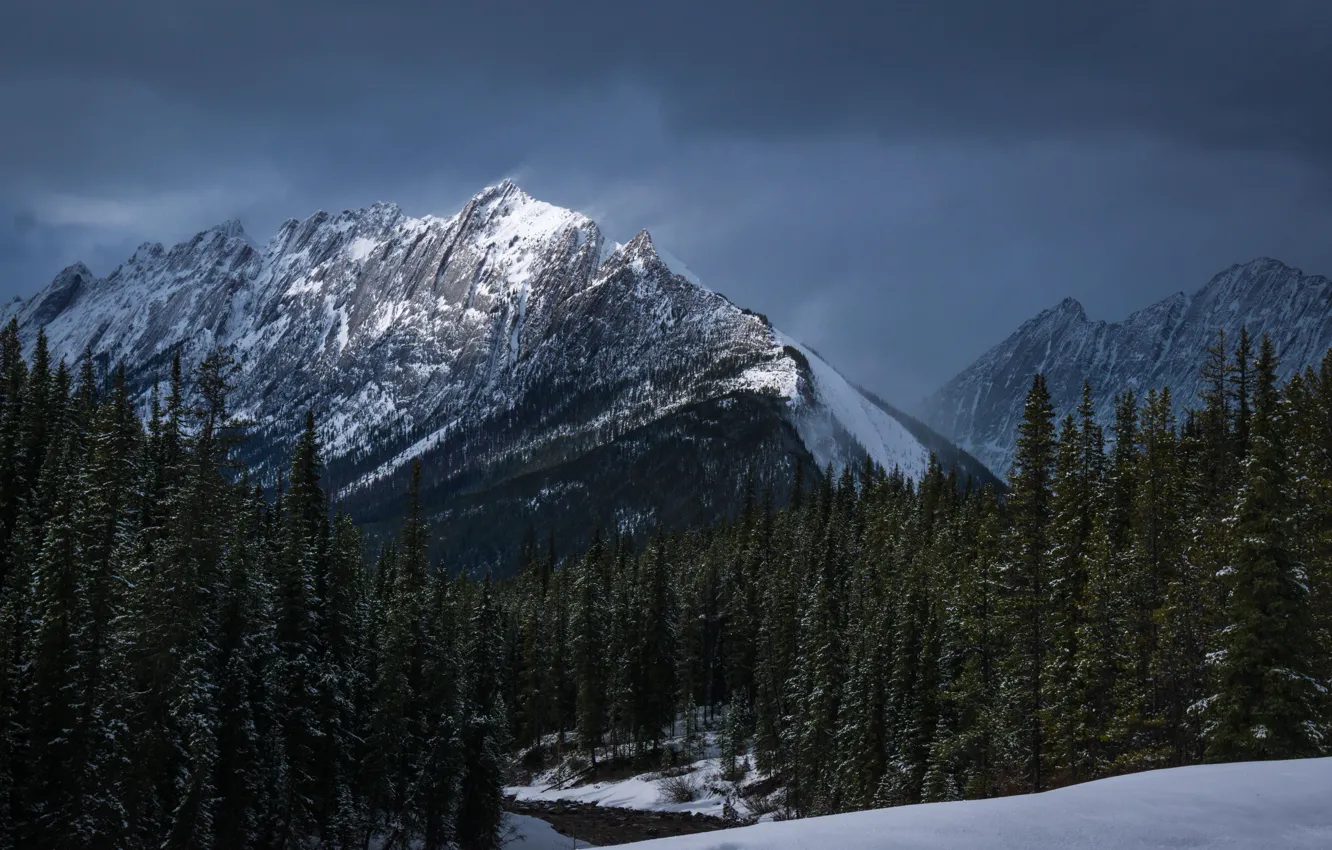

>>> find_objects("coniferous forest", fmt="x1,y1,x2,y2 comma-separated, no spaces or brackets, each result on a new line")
501,327,1330,816
1,317,1330,847
0,321,508,850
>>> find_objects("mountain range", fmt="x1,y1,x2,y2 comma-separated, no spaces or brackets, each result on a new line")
4,181,996,567
924,257,1332,477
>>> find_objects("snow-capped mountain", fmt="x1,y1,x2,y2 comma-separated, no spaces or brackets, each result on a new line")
924,257,1332,478
8,181,988,566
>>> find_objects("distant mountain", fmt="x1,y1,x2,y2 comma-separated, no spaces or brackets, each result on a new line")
6,181,984,567
923,258,1332,478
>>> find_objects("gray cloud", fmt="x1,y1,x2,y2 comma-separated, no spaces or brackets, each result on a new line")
3,0,1331,406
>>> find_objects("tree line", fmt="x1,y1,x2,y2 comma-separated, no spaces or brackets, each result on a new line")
501,327,1330,816
2,314,1328,843
0,319,507,850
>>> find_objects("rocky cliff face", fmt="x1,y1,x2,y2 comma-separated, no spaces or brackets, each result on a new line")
924,258,1332,478
9,181,988,566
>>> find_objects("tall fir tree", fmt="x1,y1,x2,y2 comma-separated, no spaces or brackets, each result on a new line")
998,373,1056,792
1205,334,1325,760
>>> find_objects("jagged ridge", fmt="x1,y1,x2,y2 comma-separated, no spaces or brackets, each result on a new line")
923,258,1332,478
7,180,971,566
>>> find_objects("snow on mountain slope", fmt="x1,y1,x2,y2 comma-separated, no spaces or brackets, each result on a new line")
600,757,1332,849
10,180,946,563
780,334,929,478
924,258,1332,478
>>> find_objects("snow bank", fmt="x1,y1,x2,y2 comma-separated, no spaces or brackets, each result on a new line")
597,757,1332,849
507,756,742,818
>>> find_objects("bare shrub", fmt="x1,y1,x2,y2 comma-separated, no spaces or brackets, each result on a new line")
658,772,700,804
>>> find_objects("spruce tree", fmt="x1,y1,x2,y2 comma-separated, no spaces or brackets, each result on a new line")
26,434,96,848
456,577,509,850
365,460,430,847
0,317,27,563
1114,386,1183,769
272,410,329,842
1042,396,1098,782
1205,334,1325,760
418,563,464,850
213,485,267,850
1231,326,1254,461
998,373,1056,792
571,532,608,763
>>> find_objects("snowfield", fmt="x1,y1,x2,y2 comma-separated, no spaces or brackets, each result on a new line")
591,758,1332,849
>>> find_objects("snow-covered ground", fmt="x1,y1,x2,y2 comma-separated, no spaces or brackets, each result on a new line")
503,812,593,849
508,755,750,819
593,757,1332,849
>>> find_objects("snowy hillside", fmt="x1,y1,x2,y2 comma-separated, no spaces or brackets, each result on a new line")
924,258,1332,478
598,757,1332,849
5,181,968,565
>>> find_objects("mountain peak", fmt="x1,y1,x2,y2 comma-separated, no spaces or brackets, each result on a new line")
208,218,247,240
616,229,668,276
60,261,94,280
1022,295,1087,332
625,228,655,253
25,262,94,327
1054,296,1086,319
472,178,529,207
1239,256,1293,272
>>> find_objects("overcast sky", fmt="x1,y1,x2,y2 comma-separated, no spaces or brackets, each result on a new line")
3,0,1332,408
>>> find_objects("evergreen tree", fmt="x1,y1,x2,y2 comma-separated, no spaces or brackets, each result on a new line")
271,410,329,843
418,563,464,850
0,317,28,564
1041,386,1100,783
1231,326,1254,461
455,577,509,850
26,434,96,847
365,460,429,847
998,374,1056,792
571,533,608,762
1205,334,1325,760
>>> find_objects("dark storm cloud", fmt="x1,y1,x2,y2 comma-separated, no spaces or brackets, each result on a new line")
3,0,1332,406
7,1,1332,149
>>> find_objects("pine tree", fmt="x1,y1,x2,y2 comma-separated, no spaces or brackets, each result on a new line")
455,577,509,850
1299,350,1332,733
1042,387,1100,783
418,563,464,850
1113,386,1183,770
1231,326,1254,461
213,485,267,850
0,317,28,564
271,410,329,842
1205,334,1325,760
571,532,608,763
365,460,430,848
26,434,96,847
318,508,370,846
0,520,34,847
998,373,1056,792
634,536,676,753
17,330,54,518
